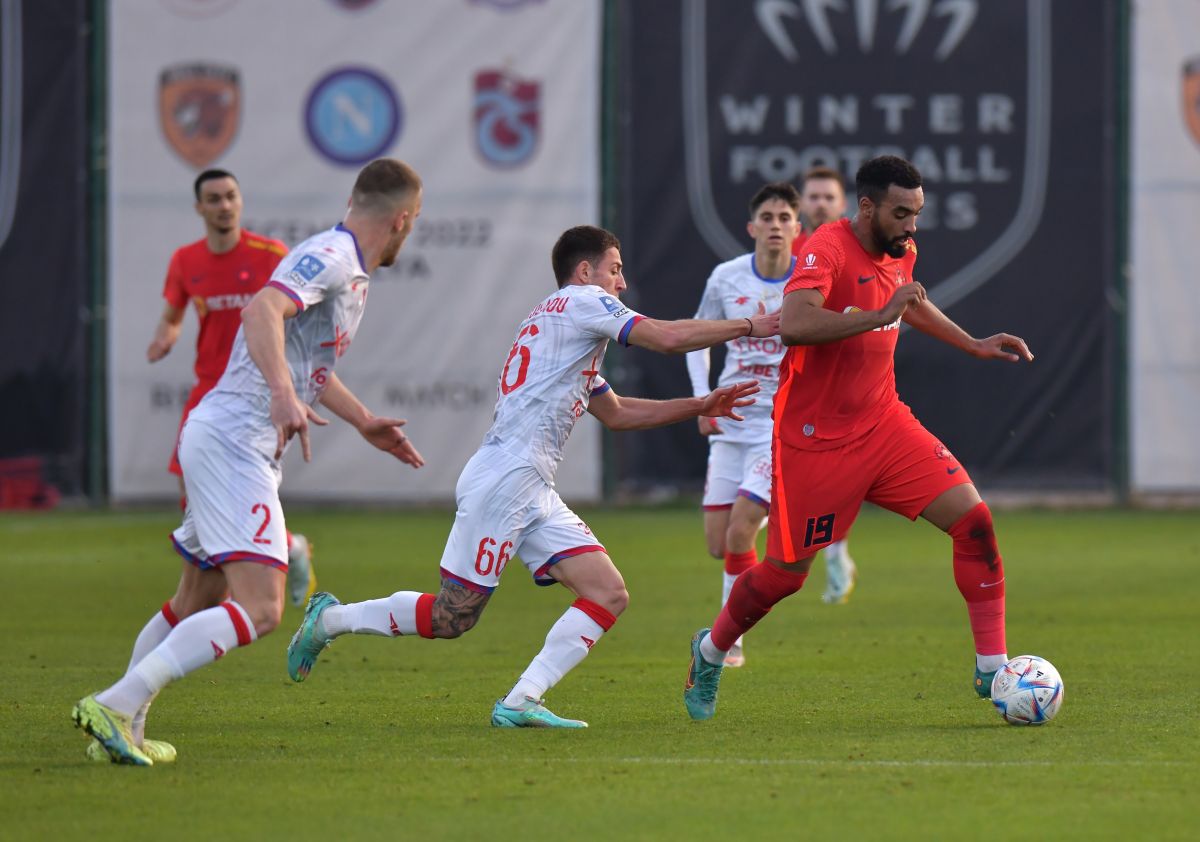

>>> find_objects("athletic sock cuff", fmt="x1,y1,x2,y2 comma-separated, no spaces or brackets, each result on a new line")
221,601,256,646
161,601,180,627
723,549,758,575
415,593,436,639
571,598,617,631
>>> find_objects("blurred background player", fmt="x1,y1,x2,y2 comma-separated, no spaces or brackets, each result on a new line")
74,159,427,765
684,155,1033,721
287,224,773,729
791,166,858,604
146,169,316,607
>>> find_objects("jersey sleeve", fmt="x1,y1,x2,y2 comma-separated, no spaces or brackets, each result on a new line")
267,251,350,311
570,287,645,347
162,249,189,309
589,373,611,397
785,237,841,300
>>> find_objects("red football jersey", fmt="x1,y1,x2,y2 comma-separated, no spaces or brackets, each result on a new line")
162,230,288,384
775,218,918,451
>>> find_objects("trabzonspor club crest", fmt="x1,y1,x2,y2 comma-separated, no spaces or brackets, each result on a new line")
159,63,240,168
474,69,540,168
683,0,1050,311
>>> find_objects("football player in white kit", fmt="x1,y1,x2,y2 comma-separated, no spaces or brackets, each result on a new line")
73,159,426,765
287,225,778,728
686,183,854,670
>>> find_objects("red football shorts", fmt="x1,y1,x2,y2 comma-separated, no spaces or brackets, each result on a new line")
767,404,972,563
168,380,217,476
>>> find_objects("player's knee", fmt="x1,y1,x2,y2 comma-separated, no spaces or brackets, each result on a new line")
601,585,630,617
244,600,283,637
430,601,485,639
948,502,1000,555
705,538,725,560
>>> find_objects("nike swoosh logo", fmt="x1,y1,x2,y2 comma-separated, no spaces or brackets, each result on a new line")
857,275,875,284
980,578,1005,588
946,467,960,475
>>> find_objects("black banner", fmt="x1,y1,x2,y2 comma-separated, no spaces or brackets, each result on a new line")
0,0,90,497
612,0,1116,491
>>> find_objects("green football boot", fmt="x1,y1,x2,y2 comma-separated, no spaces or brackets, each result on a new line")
72,695,153,766
87,737,176,764
287,591,340,682
683,628,725,720
974,666,997,699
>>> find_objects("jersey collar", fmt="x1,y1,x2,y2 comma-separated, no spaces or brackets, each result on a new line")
334,223,367,275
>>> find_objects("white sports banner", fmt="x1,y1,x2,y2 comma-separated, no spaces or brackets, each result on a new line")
1131,0,1200,491
108,0,602,502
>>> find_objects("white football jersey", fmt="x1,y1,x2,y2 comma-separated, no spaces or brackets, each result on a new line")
685,253,791,443
190,224,371,459
482,283,644,483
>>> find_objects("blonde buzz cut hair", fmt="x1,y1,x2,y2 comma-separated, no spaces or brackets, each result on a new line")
351,158,422,215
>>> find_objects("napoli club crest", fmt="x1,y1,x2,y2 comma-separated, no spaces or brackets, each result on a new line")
473,69,540,168
159,63,240,168
682,0,1051,311
1184,56,1200,150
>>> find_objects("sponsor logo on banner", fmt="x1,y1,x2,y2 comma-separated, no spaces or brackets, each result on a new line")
159,0,238,18
159,63,240,168
1183,56,1200,149
473,70,540,168
682,0,1050,311
305,67,401,166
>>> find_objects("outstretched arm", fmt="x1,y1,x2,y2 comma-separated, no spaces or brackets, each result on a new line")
626,305,779,354
319,373,424,467
903,298,1034,362
587,381,759,431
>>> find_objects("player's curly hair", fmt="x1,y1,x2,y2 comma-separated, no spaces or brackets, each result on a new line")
748,182,801,218
552,225,621,288
855,156,922,204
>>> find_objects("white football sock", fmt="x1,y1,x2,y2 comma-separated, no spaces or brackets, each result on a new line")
700,633,728,665
319,591,424,637
96,601,256,716
503,601,613,707
125,608,173,744
721,572,737,605
977,653,1008,673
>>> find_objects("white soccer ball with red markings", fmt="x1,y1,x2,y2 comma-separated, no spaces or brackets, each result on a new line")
990,655,1064,725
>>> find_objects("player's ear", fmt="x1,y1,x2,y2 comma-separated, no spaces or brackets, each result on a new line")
746,220,755,239
858,195,874,218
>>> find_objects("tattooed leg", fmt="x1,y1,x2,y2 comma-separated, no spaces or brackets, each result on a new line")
429,579,491,639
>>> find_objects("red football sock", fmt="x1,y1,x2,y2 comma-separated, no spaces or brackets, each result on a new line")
949,502,1007,656
710,561,807,651
723,549,757,576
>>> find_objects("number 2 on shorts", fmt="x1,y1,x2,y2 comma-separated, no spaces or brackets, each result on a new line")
251,503,272,545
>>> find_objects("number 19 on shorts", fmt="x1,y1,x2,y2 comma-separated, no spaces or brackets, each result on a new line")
803,513,835,548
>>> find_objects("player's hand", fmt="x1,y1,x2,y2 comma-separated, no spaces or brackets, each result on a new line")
699,380,759,422
270,393,328,462
971,333,1034,363
747,301,781,338
146,338,172,362
877,282,927,325
359,416,425,468
697,415,723,436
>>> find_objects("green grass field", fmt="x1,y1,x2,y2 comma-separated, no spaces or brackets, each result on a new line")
2,506,1198,841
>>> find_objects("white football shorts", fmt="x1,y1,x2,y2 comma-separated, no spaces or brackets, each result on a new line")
170,418,288,571
702,438,773,510
438,446,605,593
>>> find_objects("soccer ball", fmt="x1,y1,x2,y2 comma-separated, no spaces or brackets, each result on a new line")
990,655,1064,725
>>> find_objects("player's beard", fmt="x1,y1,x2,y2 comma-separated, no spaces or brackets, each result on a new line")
871,214,909,258
379,233,404,267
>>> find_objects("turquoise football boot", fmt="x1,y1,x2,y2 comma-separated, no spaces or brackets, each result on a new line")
287,591,340,682
491,698,587,728
683,628,725,720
